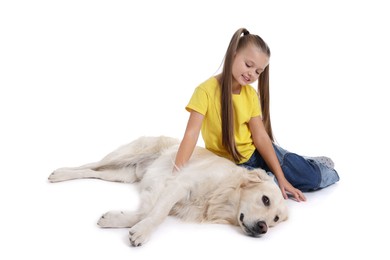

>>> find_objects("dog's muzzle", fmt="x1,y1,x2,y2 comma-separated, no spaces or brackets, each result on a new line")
239,213,268,237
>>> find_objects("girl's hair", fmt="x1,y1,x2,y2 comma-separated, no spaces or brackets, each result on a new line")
220,28,273,163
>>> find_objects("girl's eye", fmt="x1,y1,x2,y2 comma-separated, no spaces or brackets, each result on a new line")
245,63,251,68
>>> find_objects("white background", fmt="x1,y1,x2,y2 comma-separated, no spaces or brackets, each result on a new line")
1,0,389,259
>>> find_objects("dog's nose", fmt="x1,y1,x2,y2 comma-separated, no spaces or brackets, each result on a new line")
257,221,268,234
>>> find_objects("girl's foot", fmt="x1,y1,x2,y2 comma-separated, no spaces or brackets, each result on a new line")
310,156,335,169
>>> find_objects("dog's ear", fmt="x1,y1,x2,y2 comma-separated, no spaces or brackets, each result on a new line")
241,169,271,187
252,169,272,181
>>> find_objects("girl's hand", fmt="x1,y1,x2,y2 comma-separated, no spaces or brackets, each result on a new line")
278,177,306,202
172,165,181,175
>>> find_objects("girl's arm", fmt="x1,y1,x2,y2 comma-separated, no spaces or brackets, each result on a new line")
173,110,204,172
248,116,306,202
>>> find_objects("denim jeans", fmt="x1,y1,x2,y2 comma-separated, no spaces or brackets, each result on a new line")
239,144,340,192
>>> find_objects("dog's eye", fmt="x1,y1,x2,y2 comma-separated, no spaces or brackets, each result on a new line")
262,195,270,206
274,216,279,222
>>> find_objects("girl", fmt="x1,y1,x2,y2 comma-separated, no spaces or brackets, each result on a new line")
173,28,339,202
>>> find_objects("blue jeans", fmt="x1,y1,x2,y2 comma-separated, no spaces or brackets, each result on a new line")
239,144,340,192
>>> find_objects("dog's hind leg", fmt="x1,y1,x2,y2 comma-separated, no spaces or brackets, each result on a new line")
48,163,139,183
49,136,174,183
49,149,157,183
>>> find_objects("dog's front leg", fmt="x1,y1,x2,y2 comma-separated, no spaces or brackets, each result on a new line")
97,211,141,228
128,183,187,247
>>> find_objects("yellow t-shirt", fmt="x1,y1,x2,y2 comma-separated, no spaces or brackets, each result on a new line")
186,77,262,164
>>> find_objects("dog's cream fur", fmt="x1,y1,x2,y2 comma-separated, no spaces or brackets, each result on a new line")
49,136,288,246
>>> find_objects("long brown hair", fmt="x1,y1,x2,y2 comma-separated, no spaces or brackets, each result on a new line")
220,28,273,162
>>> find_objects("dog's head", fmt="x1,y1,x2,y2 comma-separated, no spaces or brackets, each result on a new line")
238,168,288,237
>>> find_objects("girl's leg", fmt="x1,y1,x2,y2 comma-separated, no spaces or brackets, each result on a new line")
239,146,340,191
272,144,340,191
239,149,268,170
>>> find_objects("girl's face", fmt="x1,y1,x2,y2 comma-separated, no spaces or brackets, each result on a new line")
232,44,269,86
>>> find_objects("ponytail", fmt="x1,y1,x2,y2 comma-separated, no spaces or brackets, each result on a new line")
258,65,274,141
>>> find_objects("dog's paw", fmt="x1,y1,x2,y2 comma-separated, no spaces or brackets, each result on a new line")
98,211,138,228
48,169,72,182
128,218,153,247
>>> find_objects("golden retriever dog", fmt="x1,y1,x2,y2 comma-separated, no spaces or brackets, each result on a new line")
48,136,288,247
